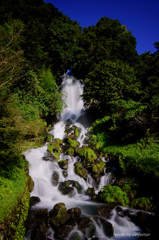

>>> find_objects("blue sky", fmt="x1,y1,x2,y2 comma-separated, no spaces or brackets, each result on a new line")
44,0,159,55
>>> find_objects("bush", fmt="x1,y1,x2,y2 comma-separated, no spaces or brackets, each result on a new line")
99,184,129,206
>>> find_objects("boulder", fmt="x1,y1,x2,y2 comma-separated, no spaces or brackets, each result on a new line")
67,207,81,220
78,217,96,238
30,196,41,207
68,231,84,240
51,171,59,186
49,203,70,228
58,159,68,170
67,180,82,193
97,205,114,219
74,162,88,180
58,181,76,197
92,217,114,238
63,170,68,177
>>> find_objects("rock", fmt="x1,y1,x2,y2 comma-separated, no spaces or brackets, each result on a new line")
31,221,47,240
49,203,70,227
58,159,68,170
27,175,34,192
68,147,75,156
27,208,49,240
75,146,97,163
68,180,82,193
132,210,159,236
63,170,68,177
58,181,76,197
30,196,41,207
51,171,59,186
74,162,88,180
97,205,114,219
67,207,81,220
93,217,113,238
78,217,96,238
86,187,95,197
116,206,129,218
68,231,84,240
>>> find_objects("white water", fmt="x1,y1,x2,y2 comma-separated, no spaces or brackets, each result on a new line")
24,75,141,239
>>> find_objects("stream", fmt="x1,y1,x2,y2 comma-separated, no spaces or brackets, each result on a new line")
24,75,147,240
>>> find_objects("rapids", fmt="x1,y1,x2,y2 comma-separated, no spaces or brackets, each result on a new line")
24,75,142,240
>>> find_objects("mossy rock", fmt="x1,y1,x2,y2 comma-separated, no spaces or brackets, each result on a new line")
68,148,74,156
67,138,79,148
53,151,59,162
75,147,97,163
92,161,105,174
58,159,68,170
47,138,63,154
65,124,80,140
27,175,34,192
74,162,88,180
131,197,154,211
49,203,70,227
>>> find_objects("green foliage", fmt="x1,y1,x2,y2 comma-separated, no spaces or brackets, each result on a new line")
53,151,60,162
74,162,88,179
67,138,79,148
131,197,154,211
0,168,27,221
76,146,97,163
99,184,129,206
92,161,105,174
103,137,159,178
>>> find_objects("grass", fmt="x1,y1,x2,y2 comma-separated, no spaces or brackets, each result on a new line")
0,167,27,222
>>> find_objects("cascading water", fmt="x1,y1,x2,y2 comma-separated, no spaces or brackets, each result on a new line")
24,75,142,240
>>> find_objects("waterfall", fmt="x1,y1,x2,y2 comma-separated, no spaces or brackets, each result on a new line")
24,75,141,240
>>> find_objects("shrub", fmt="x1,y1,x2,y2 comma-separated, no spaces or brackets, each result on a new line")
99,184,129,206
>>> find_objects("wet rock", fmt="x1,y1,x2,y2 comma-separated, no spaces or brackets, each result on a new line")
26,208,49,240
31,221,47,240
49,203,70,227
132,210,159,236
58,159,68,170
35,208,49,224
68,147,75,156
51,171,59,186
78,217,96,238
74,162,88,180
93,217,114,238
116,206,129,218
30,196,41,207
68,180,82,193
58,181,76,197
86,187,95,197
92,174,101,184
63,170,68,177
67,207,81,220
68,231,84,240
97,205,114,219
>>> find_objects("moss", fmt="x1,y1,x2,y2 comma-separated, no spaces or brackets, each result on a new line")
92,161,105,174
131,197,154,211
67,138,79,148
76,147,97,163
50,203,70,227
67,148,74,156
53,151,59,162
73,126,80,139
74,162,88,180
47,138,62,154
99,184,129,206
0,172,31,240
